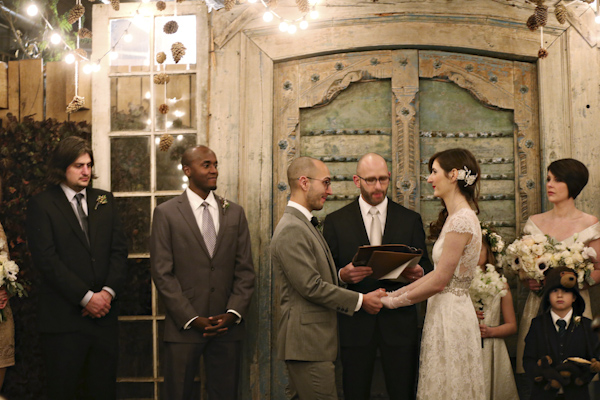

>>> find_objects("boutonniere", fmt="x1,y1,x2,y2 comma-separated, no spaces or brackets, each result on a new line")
221,198,230,214
95,195,108,210
573,316,582,328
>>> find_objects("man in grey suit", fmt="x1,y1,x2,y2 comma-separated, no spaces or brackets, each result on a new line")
271,156,386,399
150,145,255,400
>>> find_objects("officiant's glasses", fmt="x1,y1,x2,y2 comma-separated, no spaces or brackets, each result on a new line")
357,175,390,186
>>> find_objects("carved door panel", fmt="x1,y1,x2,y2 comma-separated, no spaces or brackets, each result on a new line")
272,49,539,397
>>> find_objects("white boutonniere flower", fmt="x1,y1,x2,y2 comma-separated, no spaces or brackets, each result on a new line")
95,195,108,210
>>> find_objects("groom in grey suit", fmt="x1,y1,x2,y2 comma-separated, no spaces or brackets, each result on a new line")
271,157,386,399
150,145,255,399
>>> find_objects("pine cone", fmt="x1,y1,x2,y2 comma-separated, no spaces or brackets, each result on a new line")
266,0,278,7
154,73,170,85
526,14,539,31
159,104,170,114
163,21,179,34
171,42,186,64
538,48,549,59
74,48,88,60
224,0,235,11
156,1,167,11
555,4,567,24
67,95,85,114
296,0,310,13
534,4,548,27
159,134,174,151
111,0,120,11
68,5,85,24
78,28,93,39
156,52,167,64
176,0,184,2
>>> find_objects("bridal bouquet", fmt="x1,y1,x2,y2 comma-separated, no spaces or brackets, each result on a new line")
505,234,596,288
0,251,28,323
469,264,508,310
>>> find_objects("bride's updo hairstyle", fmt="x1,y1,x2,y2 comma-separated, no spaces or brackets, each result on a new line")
547,158,589,200
428,148,481,239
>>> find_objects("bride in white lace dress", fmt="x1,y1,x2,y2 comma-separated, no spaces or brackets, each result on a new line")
382,148,485,400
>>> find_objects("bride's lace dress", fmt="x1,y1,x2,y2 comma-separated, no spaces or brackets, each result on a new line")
417,208,485,400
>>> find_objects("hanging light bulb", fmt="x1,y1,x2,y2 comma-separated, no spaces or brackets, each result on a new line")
300,20,308,30
248,0,258,3
64,53,76,64
110,51,119,60
310,8,319,19
596,14,600,23
263,11,273,22
279,21,289,32
83,63,93,74
124,30,133,43
26,3,38,17
287,24,297,34
93,63,101,72
50,32,62,45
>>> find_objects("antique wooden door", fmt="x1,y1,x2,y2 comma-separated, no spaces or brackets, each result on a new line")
272,49,540,398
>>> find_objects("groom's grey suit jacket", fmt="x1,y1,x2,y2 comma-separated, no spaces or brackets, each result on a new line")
271,206,359,361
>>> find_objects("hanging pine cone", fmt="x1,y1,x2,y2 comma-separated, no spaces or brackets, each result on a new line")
156,52,167,64
534,4,548,27
78,28,93,39
176,0,184,2
171,42,186,64
68,5,85,24
110,0,120,11
159,134,174,151
74,48,88,60
554,4,567,24
159,104,170,114
538,48,549,59
526,14,539,31
156,1,167,11
224,0,235,11
163,21,179,34
154,73,170,85
296,0,310,13
67,96,85,114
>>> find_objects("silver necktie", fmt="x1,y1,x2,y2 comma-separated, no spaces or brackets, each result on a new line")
201,202,217,257
369,207,382,246
75,193,89,243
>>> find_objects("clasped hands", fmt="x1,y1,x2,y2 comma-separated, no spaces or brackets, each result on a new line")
82,289,113,318
191,313,237,338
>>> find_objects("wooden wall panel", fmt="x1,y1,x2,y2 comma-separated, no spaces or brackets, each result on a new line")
46,62,69,122
0,61,21,123
18,59,43,120
0,62,7,109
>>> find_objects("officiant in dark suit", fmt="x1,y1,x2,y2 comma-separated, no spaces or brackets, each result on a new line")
26,136,128,400
323,153,432,400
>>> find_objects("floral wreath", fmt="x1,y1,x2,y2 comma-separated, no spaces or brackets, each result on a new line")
457,166,477,187
480,222,506,267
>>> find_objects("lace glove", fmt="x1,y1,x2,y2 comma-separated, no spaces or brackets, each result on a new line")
381,289,412,309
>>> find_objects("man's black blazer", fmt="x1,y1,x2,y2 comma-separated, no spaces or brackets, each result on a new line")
524,312,600,400
323,197,432,347
26,185,128,333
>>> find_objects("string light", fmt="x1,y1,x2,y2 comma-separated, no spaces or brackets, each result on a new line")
263,11,273,22
258,0,319,34
299,20,308,30
26,3,38,17
279,21,288,32
50,32,62,45
64,53,76,64
123,30,133,43
310,8,319,20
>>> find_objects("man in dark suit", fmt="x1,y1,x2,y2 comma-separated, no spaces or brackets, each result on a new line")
150,145,255,400
26,136,128,400
271,156,386,399
323,153,433,400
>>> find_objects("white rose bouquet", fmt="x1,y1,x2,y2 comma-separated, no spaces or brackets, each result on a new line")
504,234,555,283
481,223,506,267
470,264,508,310
550,237,596,288
0,251,28,323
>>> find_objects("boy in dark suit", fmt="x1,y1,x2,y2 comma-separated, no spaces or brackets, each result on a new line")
524,266,600,400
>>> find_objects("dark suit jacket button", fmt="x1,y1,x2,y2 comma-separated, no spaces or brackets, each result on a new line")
210,288,215,293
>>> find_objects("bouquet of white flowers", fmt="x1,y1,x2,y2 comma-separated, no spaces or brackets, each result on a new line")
481,223,506,267
469,264,508,310
0,251,28,323
505,233,596,289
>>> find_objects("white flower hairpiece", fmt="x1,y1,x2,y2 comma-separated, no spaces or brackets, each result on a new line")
456,166,477,187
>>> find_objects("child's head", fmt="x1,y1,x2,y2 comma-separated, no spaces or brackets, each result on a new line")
542,267,585,315
478,239,495,267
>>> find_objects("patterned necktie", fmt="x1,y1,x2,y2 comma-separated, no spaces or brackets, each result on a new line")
557,319,567,338
201,202,217,257
369,207,382,246
75,193,89,243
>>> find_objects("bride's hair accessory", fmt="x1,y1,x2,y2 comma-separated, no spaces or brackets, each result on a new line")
456,166,477,187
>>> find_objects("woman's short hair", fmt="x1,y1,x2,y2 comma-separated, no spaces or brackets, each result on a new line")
47,136,95,185
547,158,589,199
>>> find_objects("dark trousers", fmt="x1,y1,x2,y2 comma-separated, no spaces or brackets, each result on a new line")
340,328,418,400
164,340,241,400
41,325,118,400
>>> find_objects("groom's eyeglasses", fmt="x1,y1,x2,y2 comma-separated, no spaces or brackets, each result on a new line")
304,177,332,189
357,175,390,186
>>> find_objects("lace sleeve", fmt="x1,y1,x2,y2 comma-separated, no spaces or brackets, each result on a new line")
445,209,478,236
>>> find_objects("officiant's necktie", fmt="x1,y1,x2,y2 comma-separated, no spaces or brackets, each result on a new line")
369,207,382,246
75,193,89,243
202,202,217,257
557,319,567,338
